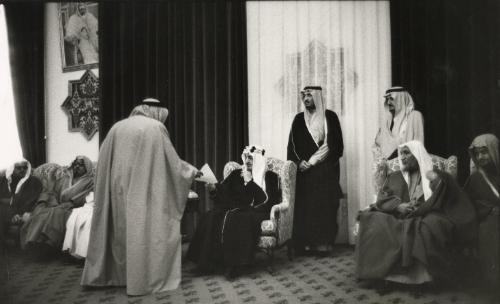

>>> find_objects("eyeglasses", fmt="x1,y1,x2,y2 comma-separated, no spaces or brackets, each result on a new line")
73,160,86,168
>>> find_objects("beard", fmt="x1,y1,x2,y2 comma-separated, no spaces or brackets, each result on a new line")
481,162,497,176
305,104,316,111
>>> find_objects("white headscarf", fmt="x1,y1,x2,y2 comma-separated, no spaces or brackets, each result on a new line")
241,145,267,191
384,88,415,137
5,158,32,195
301,87,326,146
130,98,169,123
398,140,433,200
377,87,417,158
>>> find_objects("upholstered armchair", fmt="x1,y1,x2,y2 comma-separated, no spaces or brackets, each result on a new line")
32,163,72,202
33,162,97,192
354,154,458,239
223,157,297,271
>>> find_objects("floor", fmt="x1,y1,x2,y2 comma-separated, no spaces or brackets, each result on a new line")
1,245,498,304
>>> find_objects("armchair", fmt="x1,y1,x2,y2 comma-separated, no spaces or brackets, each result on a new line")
355,154,458,239
32,163,71,199
223,157,297,271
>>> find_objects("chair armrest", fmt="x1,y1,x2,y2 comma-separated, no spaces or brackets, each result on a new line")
269,200,289,220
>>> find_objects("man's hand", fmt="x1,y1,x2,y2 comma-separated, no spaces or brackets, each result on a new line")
71,36,79,46
205,183,216,192
22,212,31,223
396,202,411,215
299,160,312,172
11,214,22,224
270,205,280,221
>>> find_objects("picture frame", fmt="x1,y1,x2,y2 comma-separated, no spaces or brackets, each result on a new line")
58,2,98,72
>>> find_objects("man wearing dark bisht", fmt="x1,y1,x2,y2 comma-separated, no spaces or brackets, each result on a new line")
287,86,344,256
187,145,280,279
81,98,201,295
0,159,42,251
356,140,476,287
464,134,500,287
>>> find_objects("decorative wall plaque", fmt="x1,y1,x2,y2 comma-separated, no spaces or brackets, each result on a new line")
61,69,100,140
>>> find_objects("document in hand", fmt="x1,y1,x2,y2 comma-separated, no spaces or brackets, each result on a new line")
195,164,218,184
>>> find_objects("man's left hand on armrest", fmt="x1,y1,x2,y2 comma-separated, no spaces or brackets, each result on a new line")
270,204,283,221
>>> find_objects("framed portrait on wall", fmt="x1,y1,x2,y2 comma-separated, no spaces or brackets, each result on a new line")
58,2,98,72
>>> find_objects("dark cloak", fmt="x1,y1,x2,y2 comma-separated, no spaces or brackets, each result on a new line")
356,170,477,281
187,168,280,271
287,109,343,248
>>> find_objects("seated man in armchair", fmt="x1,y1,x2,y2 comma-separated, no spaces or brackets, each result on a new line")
0,159,42,251
356,140,476,287
20,156,94,251
464,134,500,287
187,146,280,279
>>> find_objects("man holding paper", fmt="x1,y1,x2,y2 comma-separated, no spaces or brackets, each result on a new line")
187,146,280,279
82,98,201,295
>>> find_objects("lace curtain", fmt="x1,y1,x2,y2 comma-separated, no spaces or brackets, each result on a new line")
247,1,391,243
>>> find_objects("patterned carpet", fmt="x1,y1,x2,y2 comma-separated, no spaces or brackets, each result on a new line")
1,245,498,304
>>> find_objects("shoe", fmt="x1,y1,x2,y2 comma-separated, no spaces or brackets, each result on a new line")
374,281,393,295
315,250,331,257
357,279,378,289
225,267,238,280
312,245,331,257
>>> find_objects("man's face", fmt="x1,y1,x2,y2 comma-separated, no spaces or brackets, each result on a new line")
301,90,315,109
400,146,419,172
385,94,395,113
474,146,492,169
78,4,87,15
12,162,28,179
244,155,254,171
72,158,87,178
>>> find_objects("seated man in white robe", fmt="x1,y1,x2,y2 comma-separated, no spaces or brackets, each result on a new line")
63,191,95,259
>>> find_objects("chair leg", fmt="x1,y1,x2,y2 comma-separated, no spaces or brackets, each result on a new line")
287,240,294,261
267,249,275,274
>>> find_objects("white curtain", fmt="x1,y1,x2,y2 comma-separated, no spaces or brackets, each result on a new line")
247,1,391,243
0,5,23,170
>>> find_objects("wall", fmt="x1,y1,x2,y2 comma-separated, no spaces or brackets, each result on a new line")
44,3,99,165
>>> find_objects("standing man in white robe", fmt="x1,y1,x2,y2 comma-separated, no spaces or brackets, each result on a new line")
81,98,201,295
374,87,424,160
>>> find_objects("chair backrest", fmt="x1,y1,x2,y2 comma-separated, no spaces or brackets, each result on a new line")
32,162,97,199
386,154,457,177
373,154,458,195
32,163,70,193
223,157,297,245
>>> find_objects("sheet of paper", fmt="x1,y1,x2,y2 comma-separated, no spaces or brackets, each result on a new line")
195,163,218,184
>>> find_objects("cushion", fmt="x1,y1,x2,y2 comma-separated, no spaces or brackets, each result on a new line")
258,236,276,248
261,219,276,236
